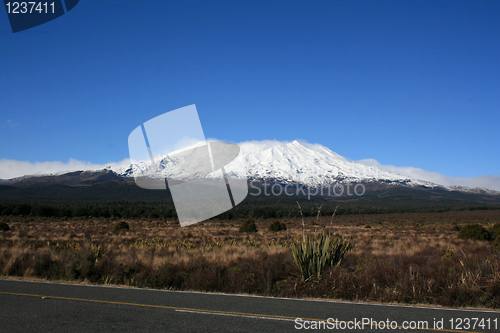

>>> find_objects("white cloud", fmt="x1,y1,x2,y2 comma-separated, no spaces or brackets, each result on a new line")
0,158,130,180
356,158,500,191
236,139,291,154
4,119,20,127
1,139,499,192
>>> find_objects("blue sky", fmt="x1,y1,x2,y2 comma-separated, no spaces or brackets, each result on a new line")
1,1,499,183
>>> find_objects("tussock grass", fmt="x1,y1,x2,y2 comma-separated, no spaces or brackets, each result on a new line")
0,209,499,308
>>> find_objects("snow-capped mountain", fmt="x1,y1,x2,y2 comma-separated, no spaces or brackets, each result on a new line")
112,140,437,188
3,140,498,195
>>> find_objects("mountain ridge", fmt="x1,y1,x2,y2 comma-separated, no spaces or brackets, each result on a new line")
2,140,499,195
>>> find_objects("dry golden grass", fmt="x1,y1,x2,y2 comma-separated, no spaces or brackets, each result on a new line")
0,210,497,271
0,209,499,308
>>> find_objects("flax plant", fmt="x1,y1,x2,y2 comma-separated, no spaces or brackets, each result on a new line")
291,204,350,281
291,232,351,281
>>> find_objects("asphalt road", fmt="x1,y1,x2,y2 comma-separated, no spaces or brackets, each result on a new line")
0,279,499,332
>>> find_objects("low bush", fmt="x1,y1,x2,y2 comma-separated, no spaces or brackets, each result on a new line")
268,221,286,232
441,247,455,260
457,224,490,241
114,221,130,231
239,218,257,233
491,223,500,239
0,222,10,231
64,248,99,280
493,237,500,251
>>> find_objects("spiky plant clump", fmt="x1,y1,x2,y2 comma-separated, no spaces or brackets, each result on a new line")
291,232,351,281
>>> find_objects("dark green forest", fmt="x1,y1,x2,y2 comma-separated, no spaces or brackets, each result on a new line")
1,180,499,221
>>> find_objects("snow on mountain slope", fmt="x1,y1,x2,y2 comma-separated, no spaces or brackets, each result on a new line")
111,140,436,187
6,140,498,194
224,140,435,186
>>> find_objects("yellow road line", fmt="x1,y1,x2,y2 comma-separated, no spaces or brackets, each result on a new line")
0,291,298,320
0,291,484,332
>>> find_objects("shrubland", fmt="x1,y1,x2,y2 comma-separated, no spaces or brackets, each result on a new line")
1,209,499,309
